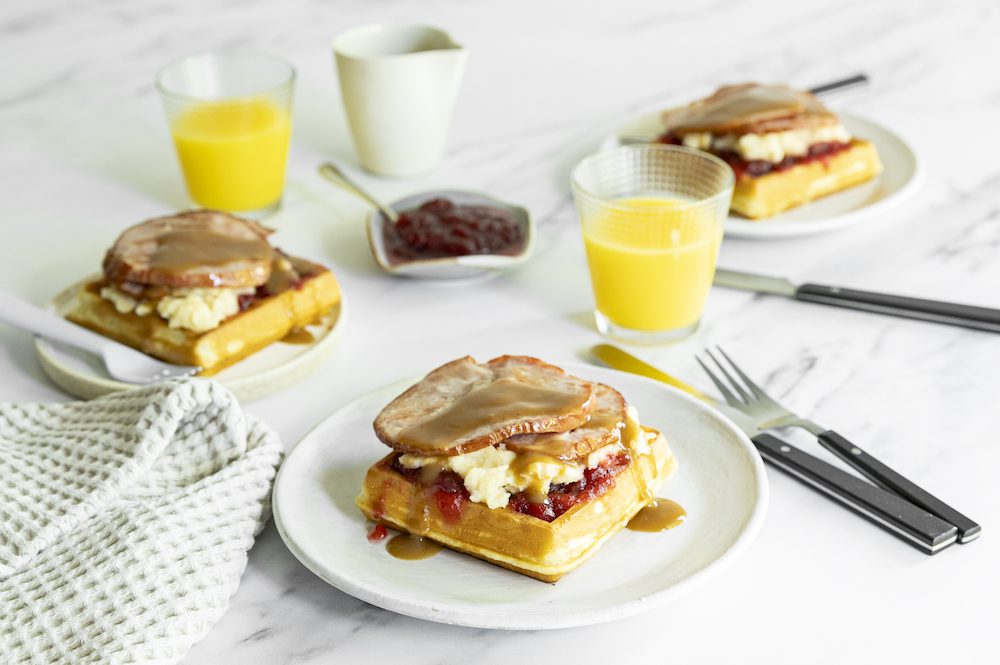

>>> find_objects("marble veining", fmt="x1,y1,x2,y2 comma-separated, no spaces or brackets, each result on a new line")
1,0,999,663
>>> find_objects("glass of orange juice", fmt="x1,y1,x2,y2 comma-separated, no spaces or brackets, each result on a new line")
572,145,734,343
156,51,295,216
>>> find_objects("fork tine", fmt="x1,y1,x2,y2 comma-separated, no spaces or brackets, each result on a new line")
705,348,755,404
695,354,744,407
715,346,771,402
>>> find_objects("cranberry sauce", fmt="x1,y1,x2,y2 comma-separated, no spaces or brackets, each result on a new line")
657,132,852,180
383,198,524,264
367,523,389,543
389,457,470,523
508,453,631,523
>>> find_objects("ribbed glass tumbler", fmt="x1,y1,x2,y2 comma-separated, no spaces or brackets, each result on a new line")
571,144,734,344
157,51,296,217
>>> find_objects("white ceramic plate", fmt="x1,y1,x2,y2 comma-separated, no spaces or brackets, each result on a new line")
603,111,922,239
272,363,768,630
366,190,534,280
35,280,347,401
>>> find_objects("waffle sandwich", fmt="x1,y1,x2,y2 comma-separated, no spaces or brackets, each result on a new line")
66,210,341,375
657,83,883,219
356,356,677,582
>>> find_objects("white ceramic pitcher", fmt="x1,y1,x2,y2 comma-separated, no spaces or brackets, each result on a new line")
333,23,467,176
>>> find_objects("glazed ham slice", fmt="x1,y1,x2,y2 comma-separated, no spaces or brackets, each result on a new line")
102,210,275,289
374,356,595,456
503,383,627,461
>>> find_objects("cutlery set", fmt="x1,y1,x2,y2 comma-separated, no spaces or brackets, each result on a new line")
592,343,981,554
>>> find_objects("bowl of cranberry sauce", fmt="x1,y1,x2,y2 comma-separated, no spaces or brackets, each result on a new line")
366,190,534,279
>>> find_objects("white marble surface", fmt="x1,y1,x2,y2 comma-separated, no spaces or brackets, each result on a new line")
1,0,998,662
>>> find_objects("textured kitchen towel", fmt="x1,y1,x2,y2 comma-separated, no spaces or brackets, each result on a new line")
0,379,282,664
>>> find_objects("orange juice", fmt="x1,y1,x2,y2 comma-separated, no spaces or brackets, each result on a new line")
582,197,721,331
170,97,291,211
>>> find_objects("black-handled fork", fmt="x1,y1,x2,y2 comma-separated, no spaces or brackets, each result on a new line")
696,347,981,544
591,343,959,554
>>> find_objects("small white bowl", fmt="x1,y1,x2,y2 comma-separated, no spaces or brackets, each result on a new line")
365,190,534,279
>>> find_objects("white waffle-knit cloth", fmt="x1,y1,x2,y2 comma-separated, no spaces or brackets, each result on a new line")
0,380,282,664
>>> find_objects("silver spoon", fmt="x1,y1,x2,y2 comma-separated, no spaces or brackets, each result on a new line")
318,162,399,223
0,291,200,384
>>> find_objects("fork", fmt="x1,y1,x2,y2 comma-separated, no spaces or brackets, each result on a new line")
0,290,200,384
697,346,981,544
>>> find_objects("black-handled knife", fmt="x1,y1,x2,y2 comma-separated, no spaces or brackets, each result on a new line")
590,344,961,555
753,433,957,553
816,430,981,542
714,269,1000,333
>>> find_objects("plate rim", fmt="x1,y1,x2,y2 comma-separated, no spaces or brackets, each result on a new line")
35,279,348,401
272,362,769,630
601,109,923,239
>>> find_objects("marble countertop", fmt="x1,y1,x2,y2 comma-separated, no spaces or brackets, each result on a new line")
2,0,998,662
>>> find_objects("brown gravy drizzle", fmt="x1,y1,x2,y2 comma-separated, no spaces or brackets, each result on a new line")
627,498,687,532
266,255,315,293
386,534,443,560
149,229,273,271
396,377,588,451
667,85,835,134
381,463,446,561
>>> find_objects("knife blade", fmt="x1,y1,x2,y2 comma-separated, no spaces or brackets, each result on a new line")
589,344,958,554
713,268,1000,333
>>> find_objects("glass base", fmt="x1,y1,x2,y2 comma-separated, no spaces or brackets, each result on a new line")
234,198,282,219
594,310,699,345
193,198,282,220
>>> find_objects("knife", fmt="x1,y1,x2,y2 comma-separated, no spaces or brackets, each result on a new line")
590,344,958,554
713,268,1000,333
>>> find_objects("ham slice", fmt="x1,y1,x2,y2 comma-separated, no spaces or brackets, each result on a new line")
102,210,275,289
661,83,838,136
503,383,627,460
374,356,595,456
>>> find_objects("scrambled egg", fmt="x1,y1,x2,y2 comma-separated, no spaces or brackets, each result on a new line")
100,284,253,333
682,123,851,163
398,407,643,509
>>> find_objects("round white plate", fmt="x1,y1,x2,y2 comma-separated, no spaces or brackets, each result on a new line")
603,111,922,239
272,363,768,630
36,280,347,402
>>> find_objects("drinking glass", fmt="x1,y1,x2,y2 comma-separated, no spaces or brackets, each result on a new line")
571,144,734,343
157,51,295,217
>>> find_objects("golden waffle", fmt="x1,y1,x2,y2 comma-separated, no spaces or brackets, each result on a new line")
356,427,676,582
67,263,341,376
731,139,883,219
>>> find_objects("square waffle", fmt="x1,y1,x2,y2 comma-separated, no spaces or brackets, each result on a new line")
357,427,676,582
731,139,883,219
67,262,340,376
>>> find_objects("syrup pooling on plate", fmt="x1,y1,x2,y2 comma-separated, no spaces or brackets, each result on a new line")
627,498,687,532
386,534,443,560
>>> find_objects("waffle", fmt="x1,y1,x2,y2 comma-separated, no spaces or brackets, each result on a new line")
67,263,341,376
731,139,883,219
356,427,676,582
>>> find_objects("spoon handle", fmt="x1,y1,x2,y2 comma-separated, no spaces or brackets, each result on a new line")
807,73,869,96
318,162,400,223
0,290,111,356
